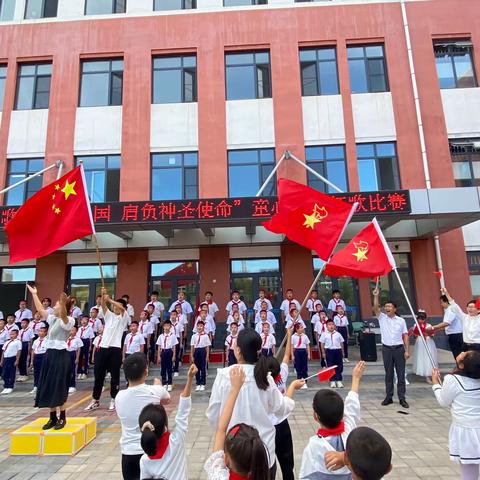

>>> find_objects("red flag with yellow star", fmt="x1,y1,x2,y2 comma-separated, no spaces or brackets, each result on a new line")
262,178,356,261
5,165,95,264
324,219,396,278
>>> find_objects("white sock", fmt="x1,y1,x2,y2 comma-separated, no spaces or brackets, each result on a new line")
460,464,480,480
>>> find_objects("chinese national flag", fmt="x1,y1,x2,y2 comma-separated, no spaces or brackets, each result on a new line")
6,166,95,264
324,218,396,278
263,178,356,261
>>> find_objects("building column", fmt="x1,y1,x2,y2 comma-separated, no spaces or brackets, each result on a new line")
358,278,373,319
35,253,67,300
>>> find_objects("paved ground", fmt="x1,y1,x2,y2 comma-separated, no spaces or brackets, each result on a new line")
0,348,461,479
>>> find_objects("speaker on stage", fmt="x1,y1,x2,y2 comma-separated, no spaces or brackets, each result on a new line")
358,331,377,362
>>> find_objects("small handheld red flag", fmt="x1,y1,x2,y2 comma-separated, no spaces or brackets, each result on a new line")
5,166,95,264
434,271,442,280
305,366,337,383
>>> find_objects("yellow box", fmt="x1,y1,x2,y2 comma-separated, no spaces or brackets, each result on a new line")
68,417,97,444
29,418,49,426
43,425,85,456
10,425,44,455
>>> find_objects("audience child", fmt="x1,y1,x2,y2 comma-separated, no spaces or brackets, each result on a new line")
433,351,480,480
410,310,438,383
292,323,310,387
123,321,145,360
280,289,301,322
333,305,350,363
0,329,22,394
255,312,275,335
197,305,216,341
254,289,273,314
5,314,19,337
225,291,247,321
169,310,184,377
15,300,33,325
17,318,34,382
299,361,365,479
224,322,239,366
313,309,328,367
138,364,197,480
30,326,48,394
115,353,170,480
122,294,135,321
77,315,95,379
156,319,178,392
91,295,105,320
174,302,189,362
92,325,104,363
327,290,347,317
320,320,345,388
88,308,103,334
66,326,83,394
260,322,276,357
190,320,211,391
30,311,45,339
68,297,83,322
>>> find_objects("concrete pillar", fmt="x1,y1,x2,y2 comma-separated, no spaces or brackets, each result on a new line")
35,253,68,300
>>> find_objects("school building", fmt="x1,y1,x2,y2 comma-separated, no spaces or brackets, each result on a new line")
0,0,479,327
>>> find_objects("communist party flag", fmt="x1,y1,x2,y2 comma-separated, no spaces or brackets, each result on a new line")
263,178,356,261
6,166,95,264
324,218,396,278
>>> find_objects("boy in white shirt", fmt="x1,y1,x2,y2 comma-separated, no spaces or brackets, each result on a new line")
91,295,105,320
41,297,55,316
280,289,301,322
333,305,350,363
327,290,347,317
15,300,32,326
169,310,184,378
224,322,239,366
144,291,164,320
255,310,275,334
190,321,211,391
0,329,22,394
145,305,159,365
254,289,273,314
198,303,216,340
92,325,104,364
292,323,310,388
226,307,245,332
320,320,345,388
313,308,328,367
260,322,276,357
77,316,95,379
168,291,193,319
156,320,178,392
200,291,219,319
30,326,48,394
0,319,6,377
299,362,365,479
225,291,247,321
139,311,154,361
254,301,277,326
30,311,45,339
67,326,83,394
122,294,135,320
17,319,34,382
124,321,145,360
193,310,214,336
285,307,306,330
88,308,103,334
115,352,170,480
306,289,323,316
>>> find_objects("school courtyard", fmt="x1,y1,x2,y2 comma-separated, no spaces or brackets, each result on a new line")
0,348,460,480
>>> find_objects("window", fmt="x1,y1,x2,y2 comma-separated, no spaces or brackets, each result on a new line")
357,142,400,191
152,56,197,104
154,0,196,10
226,51,271,100
5,158,43,206
231,259,279,274
0,65,6,110
0,0,15,21
305,145,348,193
15,63,52,110
228,148,276,197
70,265,117,279
300,48,339,96
224,0,266,5
151,152,198,200
434,41,477,89
85,0,125,15
76,155,120,203
467,252,480,297
450,140,480,187
24,0,58,19
79,59,123,107
1,267,36,282
347,44,389,94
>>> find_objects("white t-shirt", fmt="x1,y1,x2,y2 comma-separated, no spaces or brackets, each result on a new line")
450,302,480,344
193,316,215,334
280,299,301,314
77,325,95,340
291,333,310,349
2,338,22,357
139,320,154,339
254,311,277,325
327,298,346,313
199,301,219,318
102,310,129,349
18,327,34,342
32,337,48,355
124,333,145,354
168,300,193,315
443,305,463,335
145,301,164,318
285,316,306,330
254,298,273,312
15,308,33,323
225,300,247,315
115,383,170,455
377,312,408,347
260,333,276,350
66,337,83,352
140,396,191,480
191,333,211,349
306,298,323,312
126,304,135,319
30,320,46,335
333,314,349,328
156,333,179,350
320,331,344,350
255,322,274,335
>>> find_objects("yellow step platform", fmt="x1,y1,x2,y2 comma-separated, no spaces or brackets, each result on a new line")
10,417,97,456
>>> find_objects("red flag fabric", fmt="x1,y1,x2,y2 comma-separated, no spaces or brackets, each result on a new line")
434,271,442,280
6,166,95,264
318,366,337,382
324,218,396,278
263,179,356,261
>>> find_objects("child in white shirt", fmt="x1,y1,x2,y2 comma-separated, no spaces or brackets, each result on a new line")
0,330,22,394
30,326,48,394
333,306,350,363
200,291,219,319
30,311,45,338
224,322,239,367
327,290,347,317
124,321,146,359
156,320,178,392
254,301,277,326
225,291,247,320
280,290,301,322
313,309,329,367
66,326,83,394
320,320,345,389
254,289,273,314
18,319,34,381
285,308,306,330
291,324,310,386
226,308,245,333
77,316,95,379
144,291,164,320
190,321,211,391
255,314,274,335
260,322,276,357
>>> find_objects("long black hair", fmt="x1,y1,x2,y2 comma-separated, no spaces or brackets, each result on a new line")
236,328,269,390
138,403,169,456
225,423,269,480
454,350,480,379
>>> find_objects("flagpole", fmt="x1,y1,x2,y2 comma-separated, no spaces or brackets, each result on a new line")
92,234,105,289
0,162,60,195
255,153,286,197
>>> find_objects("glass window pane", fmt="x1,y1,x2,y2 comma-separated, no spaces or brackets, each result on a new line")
183,56,196,68
105,169,120,202
107,155,121,169
318,48,336,61
80,156,106,169
111,60,124,71
80,73,109,107
225,53,254,66
365,45,384,58
154,57,182,69
356,144,374,158
184,68,196,102
0,0,15,21
26,175,42,199
325,145,344,159
34,91,50,109
183,152,198,166
228,150,258,165
369,74,387,93
28,159,43,171
82,61,110,73
255,52,269,64
348,59,368,93
300,50,316,62
9,160,27,173
224,0,253,6
319,60,339,95
20,65,36,76
358,159,378,191
454,54,476,88
257,64,271,98
376,143,395,157
347,47,364,59
152,153,181,167
114,0,125,13
301,62,318,96
71,265,117,279
152,168,183,200
368,58,385,76
231,259,279,274
378,157,398,190
453,162,472,180
1,267,36,282
25,0,43,19
153,69,182,103
110,71,123,105
34,76,51,106
470,275,480,297
305,146,324,161
185,185,197,199
86,170,106,202
472,162,480,179
229,165,259,197
16,76,34,109
44,0,58,17
151,262,198,277
326,160,348,192
184,167,197,186
86,0,115,15
5,176,26,205
436,56,456,89
226,65,256,100
259,149,274,163
154,0,182,10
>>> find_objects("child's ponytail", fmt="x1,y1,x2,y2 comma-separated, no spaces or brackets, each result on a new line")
138,403,168,457
140,421,158,456
249,434,271,480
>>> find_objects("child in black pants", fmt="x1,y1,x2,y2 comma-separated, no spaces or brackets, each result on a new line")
190,321,211,392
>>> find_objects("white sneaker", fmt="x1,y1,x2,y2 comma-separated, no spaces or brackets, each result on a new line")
195,385,200,391
200,385,205,391
109,399,115,411
68,387,76,394
77,374,82,380
405,377,410,386
167,385,173,392
2,388,13,394
330,382,336,388
336,381,344,388
301,383,308,390
30,387,37,394
84,400,100,411
173,372,179,377
344,358,350,363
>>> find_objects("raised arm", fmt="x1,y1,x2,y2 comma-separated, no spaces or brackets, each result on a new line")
282,327,293,365
372,288,381,317
26,284,48,319
58,293,69,325
441,288,464,317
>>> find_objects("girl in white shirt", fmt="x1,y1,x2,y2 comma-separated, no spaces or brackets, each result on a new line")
433,351,480,480
139,364,197,480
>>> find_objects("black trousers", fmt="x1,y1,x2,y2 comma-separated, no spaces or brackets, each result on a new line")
448,333,464,360
337,326,349,359
93,347,122,400
463,342,480,352
160,349,173,385
194,347,207,385
19,341,29,376
382,344,406,401
121,453,142,480
275,419,294,480
33,353,44,387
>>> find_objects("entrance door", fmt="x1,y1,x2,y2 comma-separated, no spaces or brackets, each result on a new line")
231,259,282,325
0,267,36,316
150,261,199,316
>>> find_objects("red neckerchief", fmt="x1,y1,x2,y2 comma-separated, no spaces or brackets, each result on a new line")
230,472,250,480
318,421,345,438
128,333,135,347
262,333,268,346
413,323,432,337
296,334,303,348
336,314,346,326
20,328,29,341
148,432,171,459
80,327,87,338
207,300,213,305
195,333,204,347
67,337,74,349
37,338,44,350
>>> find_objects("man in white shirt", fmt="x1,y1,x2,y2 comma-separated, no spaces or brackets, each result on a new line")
85,288,130,412
15,300,33,326
432,294,464,360
115,352,170,480
373,288,410,409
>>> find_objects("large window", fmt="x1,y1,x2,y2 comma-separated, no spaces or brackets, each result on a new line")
0,65,6,110
79,59,123,107
347,44,389,94
154,0,196,9
15,63,52,110
228,148,276,197
300,47,339,96
226,51,271,100
85,0,125,15
467,252,480,297
24,0,58,19
306,145,348,193
434,41,477,89
151,152,198,200
5,158,43,206
224,0,266,5
152,55,196,104
450,140,480,187
0,0,15,21
77,155,120,203
357,142,400,191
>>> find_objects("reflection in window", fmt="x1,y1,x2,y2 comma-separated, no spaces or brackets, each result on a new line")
0,0,15,20
450,140,480,187
85,0,125,15
5,158,43,206
76,155,121,202
228,148,276,197
70,265,117,280
224,0,266,5
347,44,389,94
0,65,7,110
357,142,400,191
80,59,124,107
231,259,280,274
306,145,348,193
15,63,52,110
434,41,477,89
154,0,196,9
1,267,36,282
151,262,199,277
24,0,58,19
300,48,339,96
468,252,480,296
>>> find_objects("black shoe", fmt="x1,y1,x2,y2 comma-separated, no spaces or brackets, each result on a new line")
399,399,409,409
42,418,57,430
54,418,66,430
381,398,393,406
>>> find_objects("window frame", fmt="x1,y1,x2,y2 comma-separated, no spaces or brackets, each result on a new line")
5,158,44,206
24,0,58,19
14,62,52,110
151,152,199,201
84,0,126,15
152,55,197,104
223,0,267,6
0,64,7,111
305,144,348,193
347,44,389,94
299,47,340,96
450,140,480,187
434,41,478,89
153,0,196,10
